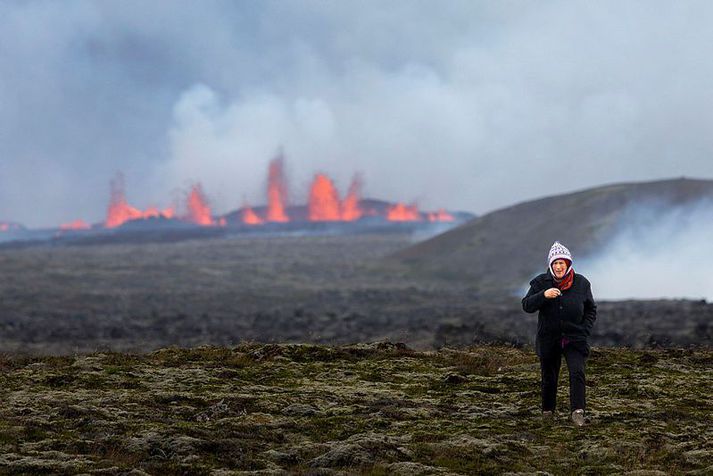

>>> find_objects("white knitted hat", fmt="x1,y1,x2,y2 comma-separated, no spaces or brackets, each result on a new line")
547,241,572,271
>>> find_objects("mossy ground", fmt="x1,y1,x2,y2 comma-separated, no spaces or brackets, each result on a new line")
0,343,710,475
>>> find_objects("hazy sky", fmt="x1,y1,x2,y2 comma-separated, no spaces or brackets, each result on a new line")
2,0,713,227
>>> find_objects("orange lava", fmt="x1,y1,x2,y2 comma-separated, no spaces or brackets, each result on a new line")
427,209,455,222
387,202,421,221
92,161,458,231
105,174,174,228
267,156,289,222
186,183,215,226
60,219,91,231
341,174,363,221
143,207,175,220
309,174,341,221
242,204,264,225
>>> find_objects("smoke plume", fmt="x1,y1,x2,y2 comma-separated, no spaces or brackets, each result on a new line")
579,199,713,301
2,1,713,227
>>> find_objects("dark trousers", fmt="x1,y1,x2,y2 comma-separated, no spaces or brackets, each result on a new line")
539,340,588,412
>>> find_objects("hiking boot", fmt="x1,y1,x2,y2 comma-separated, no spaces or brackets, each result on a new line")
542,410,554,420
571,409,585,427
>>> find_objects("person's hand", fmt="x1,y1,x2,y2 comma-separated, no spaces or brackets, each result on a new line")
544,288,561,299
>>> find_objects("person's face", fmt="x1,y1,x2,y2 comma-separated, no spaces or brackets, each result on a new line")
552,259,568,279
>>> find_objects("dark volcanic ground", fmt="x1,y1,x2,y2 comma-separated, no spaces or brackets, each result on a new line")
0,234,710,354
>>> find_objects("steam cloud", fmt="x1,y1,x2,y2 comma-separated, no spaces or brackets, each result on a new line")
2,1,713,228
580,199,713,301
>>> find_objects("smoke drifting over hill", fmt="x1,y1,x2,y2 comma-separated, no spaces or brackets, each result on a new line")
3,1,713,227
580,199,713,301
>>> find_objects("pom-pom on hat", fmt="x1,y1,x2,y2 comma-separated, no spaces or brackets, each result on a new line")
548,241,572,271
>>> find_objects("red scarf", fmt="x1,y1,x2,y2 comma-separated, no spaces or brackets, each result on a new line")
553,267,574,291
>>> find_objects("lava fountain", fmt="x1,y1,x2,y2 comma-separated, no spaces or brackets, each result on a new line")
387,202,421,222
309,174,341,221
186,183,215,226
105,174,174,228
266,155,289,222
341,174,363,221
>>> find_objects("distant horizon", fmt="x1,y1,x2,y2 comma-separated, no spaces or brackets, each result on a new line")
3,174,713,230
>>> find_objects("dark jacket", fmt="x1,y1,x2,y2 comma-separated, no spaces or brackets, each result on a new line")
522,271,597,355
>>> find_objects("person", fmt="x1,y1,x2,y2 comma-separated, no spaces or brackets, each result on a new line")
522,241,597,426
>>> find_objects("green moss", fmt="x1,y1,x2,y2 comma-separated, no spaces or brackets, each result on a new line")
361,465,393,475
0,343,709,474
41,373,78,387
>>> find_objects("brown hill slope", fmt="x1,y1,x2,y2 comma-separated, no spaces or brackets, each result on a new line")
391,177,713,294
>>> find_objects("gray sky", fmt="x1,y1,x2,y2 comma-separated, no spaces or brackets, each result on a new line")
2,0,713,227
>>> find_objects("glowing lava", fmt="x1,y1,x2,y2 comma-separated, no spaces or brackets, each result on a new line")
60,220,91,231
186,183,215,226
143,207,175,220
52,157,459,231
309,174,341,221
427,209,455,222
105,174,174,228
267,155,289,222
242,203,264,225
387,202,421,222
341,174,363,221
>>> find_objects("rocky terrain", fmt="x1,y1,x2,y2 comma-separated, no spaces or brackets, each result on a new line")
0,342,710,474
0,233,711,354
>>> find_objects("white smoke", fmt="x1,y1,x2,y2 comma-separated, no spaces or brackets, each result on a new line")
4,1,713,225
165,84,344,211
579,199,713,301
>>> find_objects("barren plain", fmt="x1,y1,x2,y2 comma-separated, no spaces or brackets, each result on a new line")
0,234,711,354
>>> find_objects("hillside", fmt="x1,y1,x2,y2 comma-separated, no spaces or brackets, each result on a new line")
391,177,713,293
0,343,710,474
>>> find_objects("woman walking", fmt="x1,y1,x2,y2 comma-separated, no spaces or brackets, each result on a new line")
522,241,597,426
